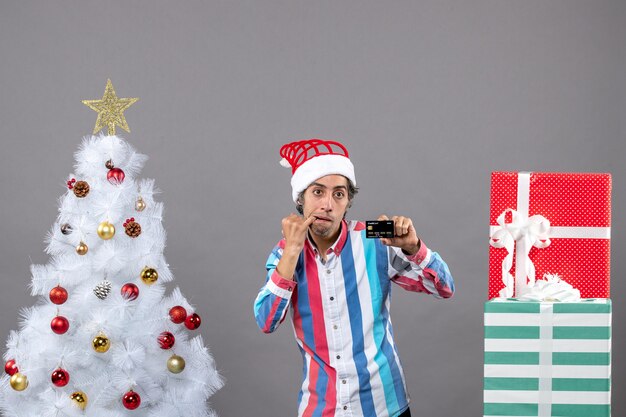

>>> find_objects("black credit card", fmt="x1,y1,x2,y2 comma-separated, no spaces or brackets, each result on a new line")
366,220,394,238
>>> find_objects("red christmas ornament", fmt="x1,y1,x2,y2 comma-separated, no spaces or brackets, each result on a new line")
157,332,175,349
107,168,125,185
49,286,68,305
122,390,141,410
51,368,70,387
121,283,139,301
51,316,70,334
66,178,76,189
4,359,18,376
169,306,187,324
184,313,202,330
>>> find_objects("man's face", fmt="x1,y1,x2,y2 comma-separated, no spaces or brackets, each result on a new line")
301,174,351,240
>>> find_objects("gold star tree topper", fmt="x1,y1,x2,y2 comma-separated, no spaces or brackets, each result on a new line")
82,79,139,135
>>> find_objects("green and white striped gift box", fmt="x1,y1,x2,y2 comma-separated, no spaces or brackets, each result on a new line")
484,299,611,417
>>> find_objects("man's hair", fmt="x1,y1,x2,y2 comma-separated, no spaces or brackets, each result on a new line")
296,180,359,215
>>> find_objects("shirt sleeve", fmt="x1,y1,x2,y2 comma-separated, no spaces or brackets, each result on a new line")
387,240,455,299
253,240,298,333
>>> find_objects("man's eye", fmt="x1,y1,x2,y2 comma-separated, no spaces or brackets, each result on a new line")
334,192,345,198
312,189,322,196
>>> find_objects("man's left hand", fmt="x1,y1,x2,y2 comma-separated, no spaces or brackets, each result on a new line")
378,214,421,256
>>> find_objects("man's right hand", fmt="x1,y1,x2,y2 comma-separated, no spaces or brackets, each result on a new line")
281,213,316,251
276,214,316,280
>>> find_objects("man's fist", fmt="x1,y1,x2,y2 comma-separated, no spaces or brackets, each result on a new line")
276,214,317,280
377,214,421,255
281,214,316,251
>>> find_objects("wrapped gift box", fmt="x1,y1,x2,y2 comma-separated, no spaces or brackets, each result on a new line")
489,172,612,299
483,299,611,417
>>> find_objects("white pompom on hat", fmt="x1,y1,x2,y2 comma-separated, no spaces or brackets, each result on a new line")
279,139,356,203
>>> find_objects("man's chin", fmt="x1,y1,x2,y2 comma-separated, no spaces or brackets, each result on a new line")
311,224,335,238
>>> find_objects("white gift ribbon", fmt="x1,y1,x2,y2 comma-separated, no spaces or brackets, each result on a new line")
490,208,551,297
538,302,554,417
517,273,581,302
489,172,611,298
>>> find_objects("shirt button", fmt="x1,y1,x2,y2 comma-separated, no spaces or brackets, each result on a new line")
336,355,341,359
342,379,346,384
326,269,331,274
343,406,348,410
330,296,334,301
333,325,338,330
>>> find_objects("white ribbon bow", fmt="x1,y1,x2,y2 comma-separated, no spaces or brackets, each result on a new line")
490,208,551,298
517,273,581,302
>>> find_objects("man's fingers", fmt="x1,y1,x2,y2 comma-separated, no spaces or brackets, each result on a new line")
391,216,412,236
405,219,415,236
282,213,313,238
394,217,404,237
283,213,298,224
304,214,317,226
378,214,389,221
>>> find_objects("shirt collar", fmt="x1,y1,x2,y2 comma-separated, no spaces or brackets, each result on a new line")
306,219,349,257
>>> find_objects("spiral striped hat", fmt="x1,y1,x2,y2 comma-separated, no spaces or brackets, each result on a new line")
279,139,356,203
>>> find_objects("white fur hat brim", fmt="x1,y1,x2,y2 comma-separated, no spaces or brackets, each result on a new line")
290,154,356,202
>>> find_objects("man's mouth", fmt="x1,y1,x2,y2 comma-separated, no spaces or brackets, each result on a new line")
313,216,332,222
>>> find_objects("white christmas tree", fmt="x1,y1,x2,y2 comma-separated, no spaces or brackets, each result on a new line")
0,81,223,417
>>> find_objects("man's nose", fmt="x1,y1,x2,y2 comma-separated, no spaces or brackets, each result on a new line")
320,194,333,211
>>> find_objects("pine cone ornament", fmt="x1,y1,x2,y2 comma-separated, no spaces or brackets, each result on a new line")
60,223,73,235
93,280,112,300
124,218,141,238
73,180,90,198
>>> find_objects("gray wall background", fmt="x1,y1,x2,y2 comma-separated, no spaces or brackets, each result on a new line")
1,1,624,416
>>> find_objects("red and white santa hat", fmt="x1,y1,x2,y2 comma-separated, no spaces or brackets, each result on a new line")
280,139,356,203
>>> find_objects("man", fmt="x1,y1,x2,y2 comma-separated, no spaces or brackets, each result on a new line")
254,139,454,417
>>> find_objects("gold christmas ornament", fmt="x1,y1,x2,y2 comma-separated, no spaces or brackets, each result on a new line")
140,267,158,285
135,197,146,212
9,372,28,391
82,79,139,135
97,221,116,240
70,391,88,410
167,354,186,374
92,334,111,353
76,241,88,255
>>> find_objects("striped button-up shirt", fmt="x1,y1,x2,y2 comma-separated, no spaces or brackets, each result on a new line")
254,220,454,417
